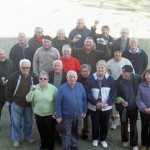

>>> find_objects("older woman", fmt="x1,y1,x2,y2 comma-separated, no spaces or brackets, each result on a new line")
60,44,81,74
136,69,150,150
86,60,116,148
26,71,58,150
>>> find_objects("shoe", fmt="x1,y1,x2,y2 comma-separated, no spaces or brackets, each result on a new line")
81,134,88,140
25,138,34,144
111,122,117,130
133,146,138,150
100,141,108,148
14,141,20,148
92,140,98,147
140,146,147,150
122,142,128,148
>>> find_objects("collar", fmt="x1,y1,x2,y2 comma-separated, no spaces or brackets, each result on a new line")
93,72,109,80
129,47,139,53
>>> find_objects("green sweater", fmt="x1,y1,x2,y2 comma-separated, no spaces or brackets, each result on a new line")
26,83,58,116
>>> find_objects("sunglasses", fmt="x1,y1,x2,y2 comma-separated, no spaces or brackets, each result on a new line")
21,67,30,69
39,78,48,80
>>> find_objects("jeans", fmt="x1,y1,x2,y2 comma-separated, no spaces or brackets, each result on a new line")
11,102,33,141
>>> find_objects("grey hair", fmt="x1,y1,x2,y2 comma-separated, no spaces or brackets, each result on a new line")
67,70,77,78
0,49,5,53
53,60,63,67
81,64,91,72
129,37,138,44
19,59,31,67
62,44,72,52
39,71,49,79
96,60,108,69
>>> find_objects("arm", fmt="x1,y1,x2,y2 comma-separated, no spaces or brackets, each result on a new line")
33,50,39,76
26,90,35,102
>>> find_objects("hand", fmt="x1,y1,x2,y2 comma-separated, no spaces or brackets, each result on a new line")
122,102,128,107
2,79,8,85
102,103,108,109
72,34,81,43
96,102,103,110
30,85,36,91
81,113,86,119
56,118,62,123
144,108,150,114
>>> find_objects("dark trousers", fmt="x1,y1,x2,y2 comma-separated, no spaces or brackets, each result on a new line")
0,101,5,119
35,114,56,150
140,112,150,147
119,109,138,147
82,109,90,134
90,109,111,141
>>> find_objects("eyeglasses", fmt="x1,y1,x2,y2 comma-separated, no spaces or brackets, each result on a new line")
21,67,30,69
39,78,48,80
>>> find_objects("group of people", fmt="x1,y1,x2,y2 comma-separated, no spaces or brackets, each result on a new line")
0,17,149,150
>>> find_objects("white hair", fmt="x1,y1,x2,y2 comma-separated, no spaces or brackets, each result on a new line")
19,59,31,67
67,70,77,78
53,60,63,67
62,44,72,52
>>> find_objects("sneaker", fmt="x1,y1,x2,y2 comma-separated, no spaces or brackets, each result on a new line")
122,142,128,148
111,122,117,130
133,146,138,150
100,141,108,148
25,138,34,144
92,140,98,147
14,141,20,148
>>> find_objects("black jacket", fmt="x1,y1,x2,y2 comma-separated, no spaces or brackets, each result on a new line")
9,43,35,71
6,71,38,104
0,59,14,99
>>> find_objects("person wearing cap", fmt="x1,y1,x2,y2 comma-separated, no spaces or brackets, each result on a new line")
107,45,134,130
52,28,72,55
28,27,44,51
72,37,111,74
68,18,91,48
33,35,60,77
9,32,36,71
86,60,116,148
91,24,114,54
112,28,130,53
116,65,141,150
123,37,148,75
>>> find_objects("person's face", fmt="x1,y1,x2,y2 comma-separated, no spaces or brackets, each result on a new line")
57,31,65,40
36,32,43,38
67,73,78,87
81,68,90,78
102,28,109,37
62,49,71,59
96,64,107,76
0,51,6,62
122,71,132,80
18,33,27,45
120,32,129,41
39,75,48,87
129,39,138,51
84,39,94,50
42,39,52,49
53,62,63,73
114,51,122,61
20,62,30,76
145,72,150,83
76,22,85,29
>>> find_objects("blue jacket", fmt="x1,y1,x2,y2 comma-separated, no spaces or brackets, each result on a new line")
69,27,91,48
136,81,150,113
55,82,87,118
86,72,116,109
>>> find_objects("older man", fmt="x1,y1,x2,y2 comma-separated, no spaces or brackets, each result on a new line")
72,37,111,74
28,26,44,51
0,49,14,123
9,32,35,71
69,18,91,48
113,28,130,53
56,70,87,150
33,35,60,77
52,28,72,55
123,37,148,75
60,45,81,74
6,59,38,148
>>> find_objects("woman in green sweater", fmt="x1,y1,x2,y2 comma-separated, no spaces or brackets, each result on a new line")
26,71,58,150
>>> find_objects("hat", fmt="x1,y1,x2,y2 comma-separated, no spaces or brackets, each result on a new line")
122,65,133,72
43,35,52,41
113,45,122,53
34,27,43,33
